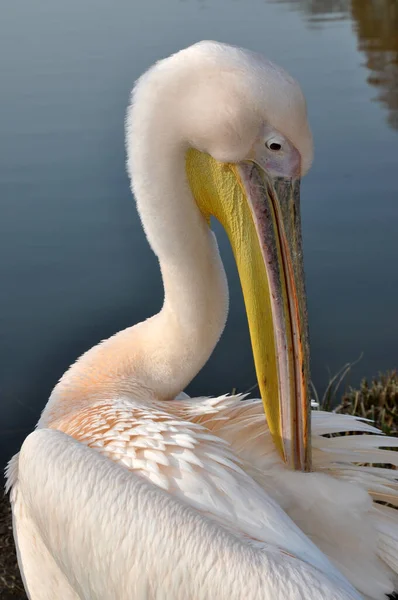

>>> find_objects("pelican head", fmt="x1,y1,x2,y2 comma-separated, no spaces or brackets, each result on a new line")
127,41,314,471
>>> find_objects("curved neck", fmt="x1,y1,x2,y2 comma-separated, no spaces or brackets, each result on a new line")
44,95,229,421
125,120,230,398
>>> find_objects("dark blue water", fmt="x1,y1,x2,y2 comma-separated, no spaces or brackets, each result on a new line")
1,0,397,469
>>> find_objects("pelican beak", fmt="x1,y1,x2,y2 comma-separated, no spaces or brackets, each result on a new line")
186,149,311,471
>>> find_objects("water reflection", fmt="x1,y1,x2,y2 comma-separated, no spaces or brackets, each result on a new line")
352,0,398,130
273,0,349,22
273,0,398,131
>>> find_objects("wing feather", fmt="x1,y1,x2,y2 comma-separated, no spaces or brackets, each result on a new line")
45,396,351,589
173,395,398,600
9,427,360,600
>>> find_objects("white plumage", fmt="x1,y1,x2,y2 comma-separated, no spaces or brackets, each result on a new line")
7,41,398,600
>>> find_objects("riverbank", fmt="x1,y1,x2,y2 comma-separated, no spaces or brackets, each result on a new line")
0,494,25,599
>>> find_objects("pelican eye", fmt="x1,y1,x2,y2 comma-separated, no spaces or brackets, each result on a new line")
266,140,282,151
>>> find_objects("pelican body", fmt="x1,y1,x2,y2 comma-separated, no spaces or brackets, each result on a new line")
7,42,398,600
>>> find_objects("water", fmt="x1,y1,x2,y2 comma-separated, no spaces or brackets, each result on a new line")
1,0,397,469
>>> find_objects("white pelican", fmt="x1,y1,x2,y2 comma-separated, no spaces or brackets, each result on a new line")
7,41,398,600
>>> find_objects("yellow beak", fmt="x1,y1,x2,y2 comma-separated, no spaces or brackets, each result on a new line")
186,149,311,472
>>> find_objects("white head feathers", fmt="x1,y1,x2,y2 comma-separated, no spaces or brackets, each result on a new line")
127,40,313,177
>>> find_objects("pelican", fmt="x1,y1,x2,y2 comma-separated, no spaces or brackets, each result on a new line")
7,41,398,600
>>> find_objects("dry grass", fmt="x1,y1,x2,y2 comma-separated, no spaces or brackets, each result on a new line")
336,370,398,435
311,357,398,436
1,369,398,598
0,494,26,599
